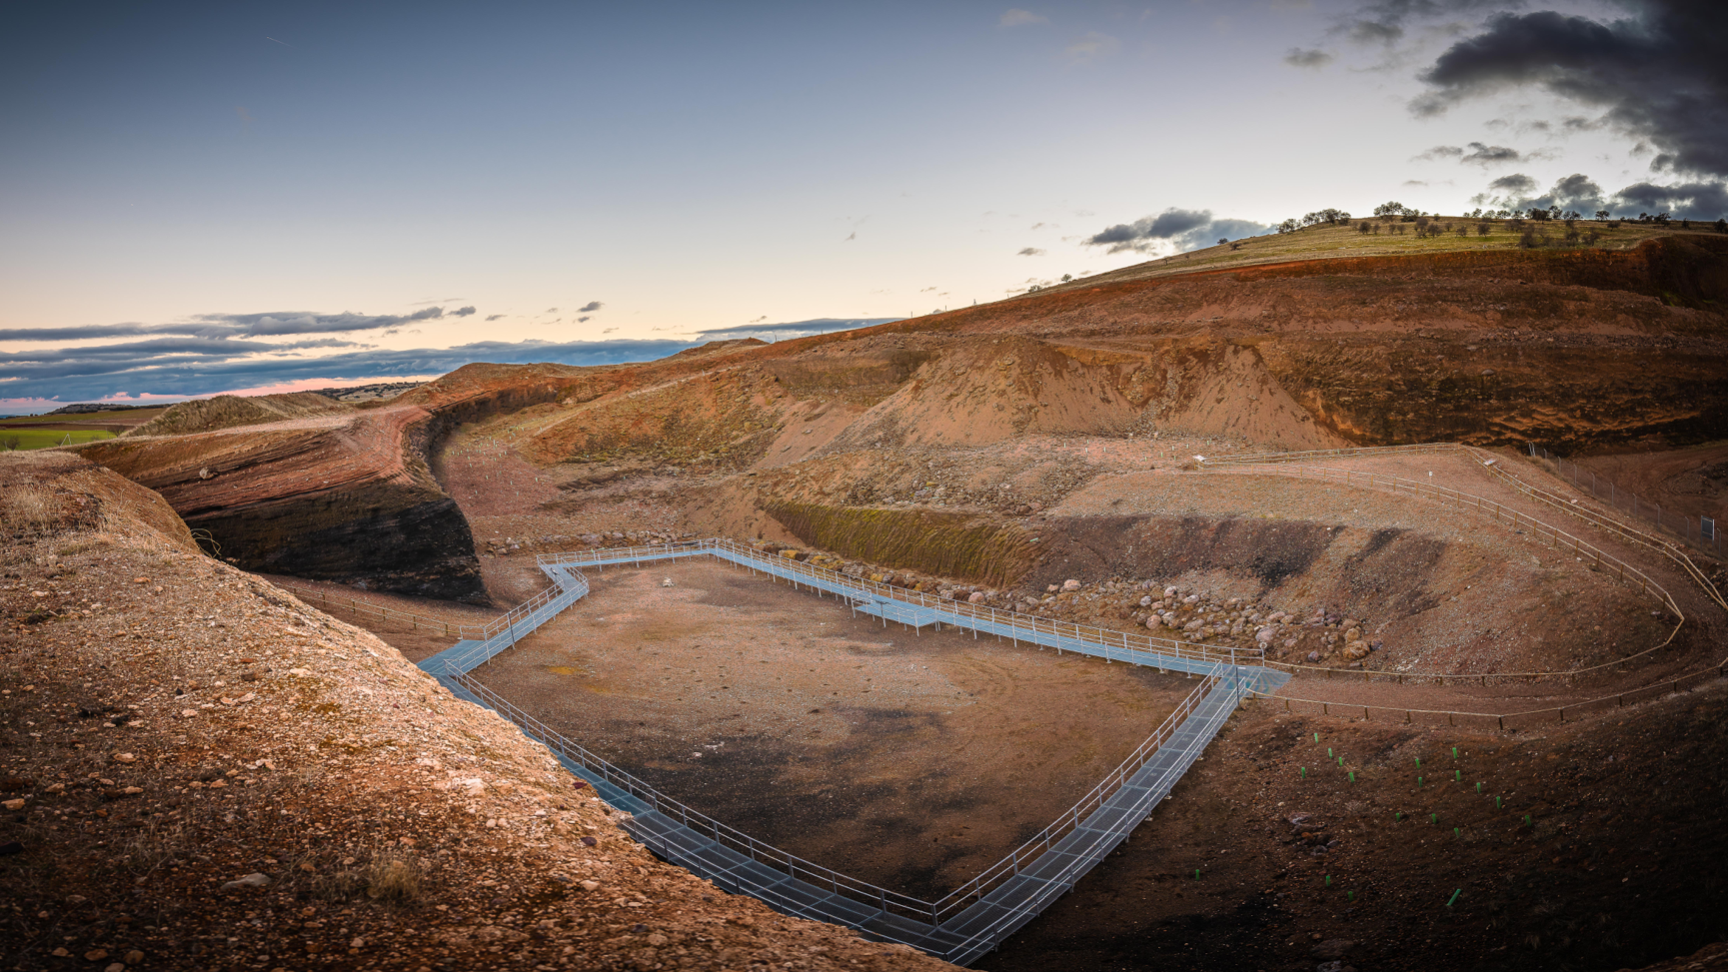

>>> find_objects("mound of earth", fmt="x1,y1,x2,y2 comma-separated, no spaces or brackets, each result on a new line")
125,393,357,438
0,451,951,972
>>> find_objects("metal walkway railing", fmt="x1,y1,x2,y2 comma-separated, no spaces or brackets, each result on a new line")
414,539,1285,965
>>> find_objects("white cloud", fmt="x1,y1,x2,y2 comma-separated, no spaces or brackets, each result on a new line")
999,8,1047,28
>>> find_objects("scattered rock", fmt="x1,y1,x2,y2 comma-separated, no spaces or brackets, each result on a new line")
221,872,271,889
1061,579,1082,592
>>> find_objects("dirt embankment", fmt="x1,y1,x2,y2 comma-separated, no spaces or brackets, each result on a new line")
79,406,486,601
125,393,357,437
0,451,953,972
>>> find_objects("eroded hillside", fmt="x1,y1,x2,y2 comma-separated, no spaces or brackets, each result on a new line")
74,232,1728,625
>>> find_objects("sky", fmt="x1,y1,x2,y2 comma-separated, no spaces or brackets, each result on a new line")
2,0,1724,411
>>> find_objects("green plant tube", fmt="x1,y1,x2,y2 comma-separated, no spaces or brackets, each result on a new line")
1454,827,1460,836
1301,766,1306,778
1396,812,1402,821
1314,732,1319,743
1431,813,1438,824
1455,770,1462,782
1415,757,1421,767
1329,748,1334,758
1496,796,1502,809
1338,756,1344,766
1447,888,1462,907
1349,771,1355,783
1452,747,1458,759
1347,890,1354,901
1324,875,1331,887
1524,814,1532,826
1195,869,1201,879
1476,782,1482,793
1419,776,1424,787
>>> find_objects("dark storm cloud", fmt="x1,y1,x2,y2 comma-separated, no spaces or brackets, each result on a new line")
1461,142,1521,165
1488,172,1539,196
1550,173,1606,210
1412,2,1728,179
1284,47,1335,69
1085,208,1272,255
577,301,603,313
1613,180,1728,217
1465,170,1724,219
1414,142,1522,165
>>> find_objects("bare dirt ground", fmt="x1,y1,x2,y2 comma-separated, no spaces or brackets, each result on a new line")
1565,442,1728,527
469,560,1192,901
981,680,1728,972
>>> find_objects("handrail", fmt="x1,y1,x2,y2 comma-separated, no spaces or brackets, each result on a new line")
423,538,1264,947
543,539,1251,670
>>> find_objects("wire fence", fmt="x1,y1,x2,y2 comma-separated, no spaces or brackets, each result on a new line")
1527,443,1723,555
1195,461,1689,683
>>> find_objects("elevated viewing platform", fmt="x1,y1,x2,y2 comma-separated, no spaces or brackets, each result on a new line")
418,539,1287,965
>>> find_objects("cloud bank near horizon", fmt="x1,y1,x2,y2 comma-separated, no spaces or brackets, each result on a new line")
0,317,897,406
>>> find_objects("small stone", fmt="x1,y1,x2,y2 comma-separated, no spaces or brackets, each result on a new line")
579,879,601,891
1,798,23,811
52,948,69,958
350,937,366,949
1061,579,1081,592
114,753,137,763
45,782,65,794
968,591,986,604
125,951,144,964
580,836,597,847
1306,651,1321,663
179,709,198,719
84,950,108,962
222,872,271,889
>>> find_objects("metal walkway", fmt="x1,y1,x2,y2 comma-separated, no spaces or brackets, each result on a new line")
414,540,1288,965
